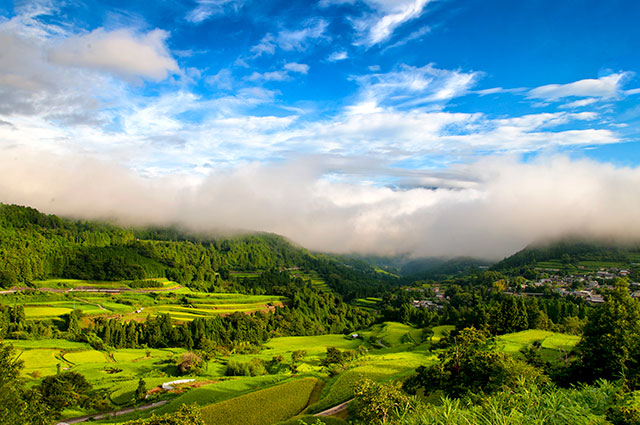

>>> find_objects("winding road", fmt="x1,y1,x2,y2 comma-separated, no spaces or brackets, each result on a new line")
314,399,352,417
56,400,168,425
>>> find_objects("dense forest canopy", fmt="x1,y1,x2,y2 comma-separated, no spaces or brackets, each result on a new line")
0,203,395,297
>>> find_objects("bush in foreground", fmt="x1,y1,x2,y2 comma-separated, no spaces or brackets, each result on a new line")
122,404,204,425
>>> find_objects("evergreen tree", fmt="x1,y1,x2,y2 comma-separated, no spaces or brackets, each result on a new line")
578,279,640,385
135,378,147,402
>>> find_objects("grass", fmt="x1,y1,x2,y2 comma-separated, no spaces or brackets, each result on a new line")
199,378,318,425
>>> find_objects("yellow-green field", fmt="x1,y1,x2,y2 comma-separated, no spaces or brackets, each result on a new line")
200,378,318,425
496,329,580,361
6,289,287,322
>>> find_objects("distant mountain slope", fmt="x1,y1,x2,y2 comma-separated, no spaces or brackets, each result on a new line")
0,203,307,287
400,257,492,281
491,237,640,272
343,253,492,279
0,203,396,297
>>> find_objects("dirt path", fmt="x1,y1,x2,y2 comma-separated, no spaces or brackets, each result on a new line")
72,296,107,311
56,400,168,424
314,399,352,417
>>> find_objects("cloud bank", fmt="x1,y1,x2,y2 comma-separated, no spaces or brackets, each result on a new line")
1,149,639,260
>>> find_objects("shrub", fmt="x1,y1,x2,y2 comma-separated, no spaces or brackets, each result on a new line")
225,358,267,377
178,352,204,375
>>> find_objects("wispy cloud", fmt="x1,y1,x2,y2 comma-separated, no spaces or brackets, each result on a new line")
245,62,309,82
355,64,480,108
328,50,348,61
250,33,276,57
384,25,430,50
527,72,632,101
186,0,245,24
559,98,599,109
205,68,234,90
247,70,289,82
277,19,329,51
283,62,309,74
353,0,432,46
249,20,329,59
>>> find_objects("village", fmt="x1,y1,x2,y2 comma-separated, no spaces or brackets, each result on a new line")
408,266,640,310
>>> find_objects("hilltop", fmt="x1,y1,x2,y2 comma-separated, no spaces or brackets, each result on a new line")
491,236,640,274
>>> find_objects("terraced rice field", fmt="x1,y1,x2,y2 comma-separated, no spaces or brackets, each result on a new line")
289,270,329,292
24,306,74,318
18,348,63,376
354,297,382,311
496,329,580,362
309,350,436,413
359,322,423,346
432,325,455,342
63,350,109,364
200,378,319,425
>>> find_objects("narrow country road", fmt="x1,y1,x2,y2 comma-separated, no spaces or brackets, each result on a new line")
314,399,352,417
56,400,168,424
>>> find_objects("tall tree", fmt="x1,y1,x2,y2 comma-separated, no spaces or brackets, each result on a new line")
0,341,51,425
578,279,640,384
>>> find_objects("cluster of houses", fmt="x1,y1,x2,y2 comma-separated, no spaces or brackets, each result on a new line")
406,267,639,309
516,267,638,304
407,286,445,310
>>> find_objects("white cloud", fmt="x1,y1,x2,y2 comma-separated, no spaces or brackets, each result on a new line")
248,20,328,59
328,51,348,61
284,62,309,74
2,150,640,258
49,28,179,81
186,0,245,23
322,0,431,45
250,33,276,57
348,0,431,46
246,63,309,83
559,98,599,109
247,70,289,82
384,25,430,50
277,19,329,51
475,87,526,96
527,72,632,101
0,17,127,125
205,68,234,90
355,64,480,108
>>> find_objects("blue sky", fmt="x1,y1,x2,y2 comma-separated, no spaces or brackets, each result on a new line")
1,0,640,257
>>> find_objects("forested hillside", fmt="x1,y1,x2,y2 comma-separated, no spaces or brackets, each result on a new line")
0,204,393,296
492,237,640,273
